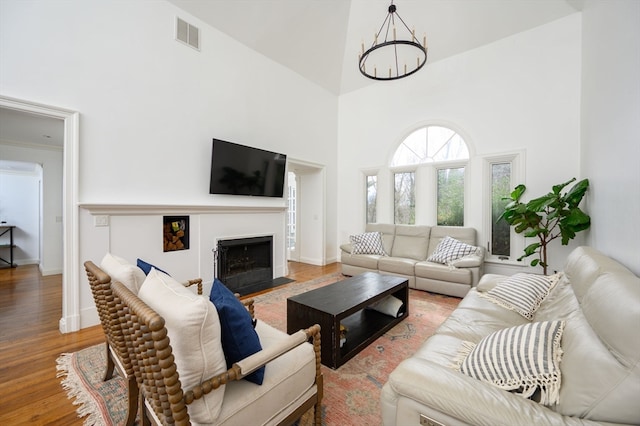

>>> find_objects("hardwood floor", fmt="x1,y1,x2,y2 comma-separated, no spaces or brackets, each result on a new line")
0,261,340,425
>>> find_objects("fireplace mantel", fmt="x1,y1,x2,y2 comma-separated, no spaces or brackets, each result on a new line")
79,203,286,216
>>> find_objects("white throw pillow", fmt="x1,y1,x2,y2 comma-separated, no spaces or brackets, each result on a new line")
457,320,565,406
138,269,227,423
100,252,146,294
480,273,562,320
350,232,387,255
427,236,477,264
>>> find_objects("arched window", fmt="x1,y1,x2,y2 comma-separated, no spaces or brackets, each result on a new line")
391,125,469,225
391,126,469,166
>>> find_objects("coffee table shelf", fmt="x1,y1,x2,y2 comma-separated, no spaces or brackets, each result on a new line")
287,272,409,369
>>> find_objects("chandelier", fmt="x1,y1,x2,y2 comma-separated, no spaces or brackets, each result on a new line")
358,1,428,81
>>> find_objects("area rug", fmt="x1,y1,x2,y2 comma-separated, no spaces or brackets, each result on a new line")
57,273,459,425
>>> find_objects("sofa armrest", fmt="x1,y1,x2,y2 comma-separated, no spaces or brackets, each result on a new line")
450,247,484,268
340,243,353,254
183,324,321,404
385,357,600,426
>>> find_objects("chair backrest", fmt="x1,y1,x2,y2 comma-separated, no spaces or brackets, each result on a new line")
111,280,191,425
84,261,134,378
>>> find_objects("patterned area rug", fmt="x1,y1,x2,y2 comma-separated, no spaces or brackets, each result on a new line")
57,273,459,425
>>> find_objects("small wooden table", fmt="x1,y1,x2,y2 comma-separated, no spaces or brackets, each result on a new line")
287,272,409,369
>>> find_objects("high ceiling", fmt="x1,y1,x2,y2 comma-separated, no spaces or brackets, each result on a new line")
1,0,583,171
167,0,582,95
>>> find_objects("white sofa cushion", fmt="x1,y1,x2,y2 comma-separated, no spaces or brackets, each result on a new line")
479,273,561,320
427,236,477,264
215,320,317,425
457,320,566,406
100,252,146,294
138,268,228,423
350,231,387,255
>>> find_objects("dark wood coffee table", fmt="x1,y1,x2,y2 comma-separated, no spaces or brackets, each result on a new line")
287,272,409,369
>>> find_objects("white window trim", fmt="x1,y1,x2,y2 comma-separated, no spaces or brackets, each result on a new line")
482,150,526,263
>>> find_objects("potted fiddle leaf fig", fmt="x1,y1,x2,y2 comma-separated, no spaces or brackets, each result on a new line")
498,178,591,275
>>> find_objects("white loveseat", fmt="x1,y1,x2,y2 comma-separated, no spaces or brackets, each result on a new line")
381,246,640,426
340,224,484,297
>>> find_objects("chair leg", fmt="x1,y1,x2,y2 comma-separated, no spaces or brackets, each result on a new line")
124,376,139,426
104,343,115,381
314,402,322,426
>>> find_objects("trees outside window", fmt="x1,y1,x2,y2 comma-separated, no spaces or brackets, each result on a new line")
366,175,377,223
491,163,511,256
437,167,465,226
394,172,415,224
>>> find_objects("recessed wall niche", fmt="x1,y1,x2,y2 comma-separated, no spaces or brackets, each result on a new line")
163,216,189,252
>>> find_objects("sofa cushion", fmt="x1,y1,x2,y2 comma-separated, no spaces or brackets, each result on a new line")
427,236,477,264
341,253,382,269
479,273,561,320
414,261,472,285
350,231,387,255
215,320,316,425
428,226,477,257
365,223,396,255
100,252,146,294
138,269,227,423
457,320,565,406
378,257,417,275
209,278,265,385
391,225,431,261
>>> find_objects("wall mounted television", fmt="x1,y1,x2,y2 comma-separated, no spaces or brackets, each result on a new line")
209,138,287,197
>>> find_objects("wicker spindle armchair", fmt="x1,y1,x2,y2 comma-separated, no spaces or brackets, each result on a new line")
111,280,323,426
84,260,204,426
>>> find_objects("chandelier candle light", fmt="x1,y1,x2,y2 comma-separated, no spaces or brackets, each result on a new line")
359,0,428,81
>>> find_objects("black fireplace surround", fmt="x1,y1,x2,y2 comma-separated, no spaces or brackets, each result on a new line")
216,235,274,295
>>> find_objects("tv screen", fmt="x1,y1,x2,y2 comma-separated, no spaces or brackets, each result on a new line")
209,139,287,197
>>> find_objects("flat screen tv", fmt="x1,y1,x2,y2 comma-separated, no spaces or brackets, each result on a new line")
209,138,287,197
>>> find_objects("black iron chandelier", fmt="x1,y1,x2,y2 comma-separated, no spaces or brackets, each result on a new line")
358,1,428,81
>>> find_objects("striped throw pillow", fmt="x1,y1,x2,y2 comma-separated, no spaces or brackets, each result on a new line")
427,236,477,264
350,232,387,255
480,273,561,320
457,320,565,406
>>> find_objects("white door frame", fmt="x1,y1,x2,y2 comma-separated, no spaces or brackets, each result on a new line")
0,95,80,333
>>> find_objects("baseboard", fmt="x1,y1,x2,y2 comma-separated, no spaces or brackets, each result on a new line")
298,256,323,266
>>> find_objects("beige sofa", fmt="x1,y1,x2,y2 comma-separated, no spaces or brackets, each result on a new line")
340,224,484,297
381,246,640,426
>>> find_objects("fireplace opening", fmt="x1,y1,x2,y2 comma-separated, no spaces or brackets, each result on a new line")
216,235,291,295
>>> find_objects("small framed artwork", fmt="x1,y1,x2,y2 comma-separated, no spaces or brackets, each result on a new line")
163,216,189,252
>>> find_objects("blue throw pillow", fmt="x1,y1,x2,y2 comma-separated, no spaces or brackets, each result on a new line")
136,258,169,276
209,278,264,385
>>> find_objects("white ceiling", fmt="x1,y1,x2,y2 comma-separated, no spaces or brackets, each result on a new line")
1,0,583,171
167,0,582,95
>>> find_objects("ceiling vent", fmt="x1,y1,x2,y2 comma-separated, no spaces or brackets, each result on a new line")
176,17,200,51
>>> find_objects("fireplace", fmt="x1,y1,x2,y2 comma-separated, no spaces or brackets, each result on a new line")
216,235,274,295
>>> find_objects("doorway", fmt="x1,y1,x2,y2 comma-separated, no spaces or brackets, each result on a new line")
0,95,80,333
286,159,326,267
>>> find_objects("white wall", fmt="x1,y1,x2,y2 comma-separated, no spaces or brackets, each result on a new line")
0,0,339,329
0,143,63,273
580,0,640,275
338,14,583,274
0,168,40,264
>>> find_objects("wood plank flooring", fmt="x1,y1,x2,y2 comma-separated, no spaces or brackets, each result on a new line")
0,261,339,425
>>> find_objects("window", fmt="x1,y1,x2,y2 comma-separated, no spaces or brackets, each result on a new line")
391,125,469,225
394,171,415,224
484,152,524,260
437,167,465,226
366,175,377,223
490,163,511,257
391,126,469,166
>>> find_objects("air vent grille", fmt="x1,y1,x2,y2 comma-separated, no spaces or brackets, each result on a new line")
176,17,200,50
